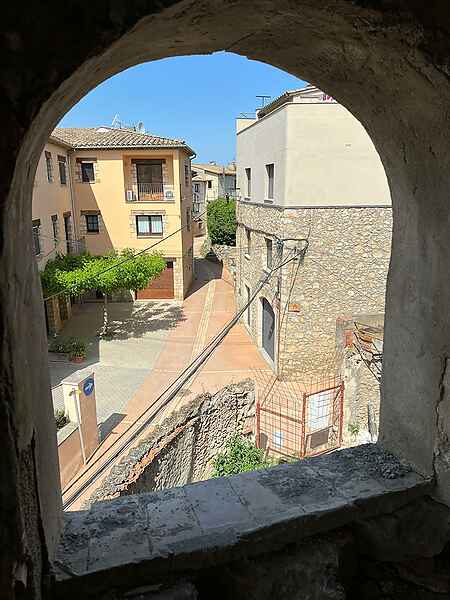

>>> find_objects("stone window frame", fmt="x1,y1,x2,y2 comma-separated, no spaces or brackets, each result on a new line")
57,155,67,186
85,214,100,234
80,209,102,236
265,237,273,270
45,151,54,183
32,218,41,256
245,167,252,199
75,157,100,184
135,214,164,238
257,292,278,372
245,226,251,259
51,214,58,245
265,163,274,201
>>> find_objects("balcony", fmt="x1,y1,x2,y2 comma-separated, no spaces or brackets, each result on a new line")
126,183,175,203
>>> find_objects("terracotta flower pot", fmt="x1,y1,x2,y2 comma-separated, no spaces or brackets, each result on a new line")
70,355,85,363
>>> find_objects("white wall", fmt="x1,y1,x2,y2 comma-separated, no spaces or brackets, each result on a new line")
236,108,288,205
236,102,391,207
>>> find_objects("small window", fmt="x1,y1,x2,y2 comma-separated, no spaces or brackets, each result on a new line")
45,151,53,183
51,215,58,242
245,284,251,326
245,168,251,198
245,227,251,255
85,214,99,233
265,238,273,269
266,163,274,200
81,162,95,183
194,183,200,193
58,155,67,185
184,163,190,187
186,208,191,231
207,180,212,189
136,215,163,236
32,220,41,255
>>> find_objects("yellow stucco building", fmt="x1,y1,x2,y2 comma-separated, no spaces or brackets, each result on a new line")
32,126,195,332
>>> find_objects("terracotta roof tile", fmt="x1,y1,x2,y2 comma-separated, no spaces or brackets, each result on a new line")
52,127,194,154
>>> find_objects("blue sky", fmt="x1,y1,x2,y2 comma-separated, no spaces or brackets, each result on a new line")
59,52,305,165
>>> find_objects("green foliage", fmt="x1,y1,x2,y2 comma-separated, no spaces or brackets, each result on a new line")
211,435,270,478
41,249,166,298
68,339,87,359
207,198,236,246
348,422,361,439
55,409,69,431
48,336,87,358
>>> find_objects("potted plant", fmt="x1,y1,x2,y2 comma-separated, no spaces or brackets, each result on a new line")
69,339,87,363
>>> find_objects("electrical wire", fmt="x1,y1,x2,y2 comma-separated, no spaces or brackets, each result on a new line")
43,210,207,303
62,248,299,509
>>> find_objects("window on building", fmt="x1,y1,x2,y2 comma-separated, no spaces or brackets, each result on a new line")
85,214,99,233
81,161,95,183
265,238,273,269
245,284,251,326
58,155,67,185
51,215,58,243
266,163,274,199
245,168,251,198
32,220,41,255
186,208,191,231
45,151,53,182
136,214,163,236
194,183,200,193
245,227,251,255
207,180,212,189
185,163,190,187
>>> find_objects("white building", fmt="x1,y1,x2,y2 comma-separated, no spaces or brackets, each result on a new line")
192,162,236,203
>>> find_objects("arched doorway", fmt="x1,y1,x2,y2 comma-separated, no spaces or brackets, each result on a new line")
261,297,276,364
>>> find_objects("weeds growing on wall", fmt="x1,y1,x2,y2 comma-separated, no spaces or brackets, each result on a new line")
211,435,270,477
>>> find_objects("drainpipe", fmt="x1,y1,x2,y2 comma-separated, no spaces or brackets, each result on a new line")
67,151,79,244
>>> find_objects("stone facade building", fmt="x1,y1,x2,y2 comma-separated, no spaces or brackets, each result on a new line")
235,85,392,384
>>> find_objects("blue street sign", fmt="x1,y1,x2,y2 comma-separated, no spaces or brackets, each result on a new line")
83,377,95,396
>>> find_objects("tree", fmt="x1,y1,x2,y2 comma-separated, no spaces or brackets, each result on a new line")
41,250,166,335
211,435,270,477
207,197,236,246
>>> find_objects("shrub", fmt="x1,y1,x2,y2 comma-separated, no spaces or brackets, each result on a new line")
48,336,87,358
69,339,87,359
55,409,69,430
211,435,270,477
207,198,236,246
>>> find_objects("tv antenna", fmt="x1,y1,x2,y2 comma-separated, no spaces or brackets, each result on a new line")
256,95,271,108
111,114,122,128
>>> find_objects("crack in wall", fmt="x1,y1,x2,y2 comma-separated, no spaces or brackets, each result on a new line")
433,356,450,477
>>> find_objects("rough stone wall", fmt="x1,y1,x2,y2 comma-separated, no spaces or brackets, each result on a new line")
236,201,392,379
212,244,237,284
342,351,381,446
88,380,255,504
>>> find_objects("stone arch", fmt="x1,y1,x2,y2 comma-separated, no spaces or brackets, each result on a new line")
2,2,450,597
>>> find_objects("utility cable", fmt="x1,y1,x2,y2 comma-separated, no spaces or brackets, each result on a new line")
43,210,207,303
62,248,299,509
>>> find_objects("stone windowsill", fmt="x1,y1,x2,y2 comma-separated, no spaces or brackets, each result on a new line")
264,197,274,203
54,444,432,597
136,234,164,239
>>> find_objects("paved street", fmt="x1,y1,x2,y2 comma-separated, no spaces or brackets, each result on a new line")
50,300,184,437
63,239,271,508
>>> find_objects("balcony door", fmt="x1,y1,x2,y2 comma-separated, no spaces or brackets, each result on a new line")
135,160,163,200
